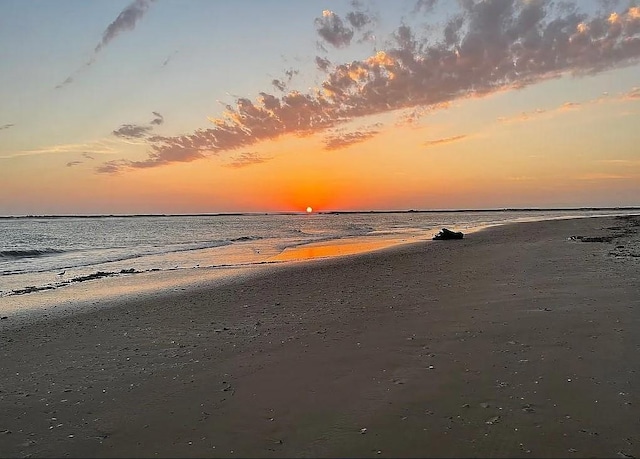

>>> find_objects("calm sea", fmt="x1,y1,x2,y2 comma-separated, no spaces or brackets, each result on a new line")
0,209,636,299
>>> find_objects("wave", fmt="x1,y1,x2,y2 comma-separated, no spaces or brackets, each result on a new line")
0,248,65,259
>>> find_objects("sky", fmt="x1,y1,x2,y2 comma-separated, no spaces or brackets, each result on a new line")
1,0,639,215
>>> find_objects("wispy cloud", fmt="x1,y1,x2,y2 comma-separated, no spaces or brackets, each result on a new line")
1,140,119,160
96,147,205,173
112,111,164,139
323,127,380,150
66,160,83,168
576,173,631,180
597,158,640,165
112,124,153,139
0,123,14,131
56,0,156,89
499,85,640,124
98,1,640,173
423,134,467,147
224,152,272,169
96,0,155,54
622,86,640,100
271,68,300,93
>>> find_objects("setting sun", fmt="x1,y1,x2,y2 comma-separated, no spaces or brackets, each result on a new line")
306,206,313,213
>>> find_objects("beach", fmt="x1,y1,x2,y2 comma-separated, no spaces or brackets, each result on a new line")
1,215,639,458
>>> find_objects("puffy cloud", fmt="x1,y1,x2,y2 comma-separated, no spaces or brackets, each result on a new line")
315,10,354,48
323,128,380,150
99,1,640,172
423,134,467,147
112,124,152,139
315,56,332,72
224,152,272,168
150,111,164,125
315,2,376,49
346,10,372,30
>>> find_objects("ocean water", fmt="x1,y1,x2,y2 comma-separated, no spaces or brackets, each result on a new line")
0,209,636,299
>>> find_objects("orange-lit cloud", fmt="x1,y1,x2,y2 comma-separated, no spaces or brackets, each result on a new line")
323,127,380,150
98,1,640,173
576,173,631,180
622,86,640,100
224,152,272,168
423,134,468,147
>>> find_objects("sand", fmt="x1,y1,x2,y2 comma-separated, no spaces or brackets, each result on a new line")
0,215,639,458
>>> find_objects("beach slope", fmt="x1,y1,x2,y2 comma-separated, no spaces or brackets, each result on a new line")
1,215,639,458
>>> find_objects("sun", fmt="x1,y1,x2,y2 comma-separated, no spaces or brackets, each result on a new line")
306,206,313,213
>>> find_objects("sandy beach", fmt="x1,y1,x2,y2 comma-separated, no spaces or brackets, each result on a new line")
1,215,639,458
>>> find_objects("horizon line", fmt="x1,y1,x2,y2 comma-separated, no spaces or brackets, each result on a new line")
1,206,639,219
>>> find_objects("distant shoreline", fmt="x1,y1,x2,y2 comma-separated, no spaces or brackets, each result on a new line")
2,206,639,219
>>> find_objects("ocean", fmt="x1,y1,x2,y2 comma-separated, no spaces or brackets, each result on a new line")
1,209,637,302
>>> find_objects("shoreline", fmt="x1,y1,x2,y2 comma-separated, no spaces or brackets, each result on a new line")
1,212,631,324
1,215,639,457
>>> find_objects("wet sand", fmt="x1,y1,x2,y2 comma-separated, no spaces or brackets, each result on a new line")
1,215,639,458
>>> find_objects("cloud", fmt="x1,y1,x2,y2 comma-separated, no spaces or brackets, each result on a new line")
82,152,95,160
423,134,468,147
315,3,376,49
95,0,156,53
95,161,124,174
576,172,630,180
413,0,438,14
224,151,272,168
112,111,164,138
55,76,75,90
1,140,119,160
622,86,640,100
96,146,205,173
150,111,164,125
558,101,582,111
499,85,638,124
271,68,299,92
56,0,156,89
498,108,548,123
66,160,83,167
315,10,355,48
112,124,153,139
99,1,640,172
323,128,380,150
315,56,332,72
0,123,14,131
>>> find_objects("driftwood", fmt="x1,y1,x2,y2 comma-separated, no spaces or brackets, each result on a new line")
433,228,464,240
